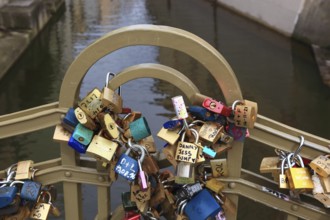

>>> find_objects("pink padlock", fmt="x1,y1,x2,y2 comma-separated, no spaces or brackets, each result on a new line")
202,98,231,117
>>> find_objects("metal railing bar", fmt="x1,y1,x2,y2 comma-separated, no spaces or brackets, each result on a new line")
220,177,329,220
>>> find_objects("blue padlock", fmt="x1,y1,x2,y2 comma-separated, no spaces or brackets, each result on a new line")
185,189,221,220
72,123,94,145
188,106,217,121
11,180,41,202
114,146,143,181
126,117,151,142
0,185,18,208
163,119,183,130
63,108,79,128
68,135,88,153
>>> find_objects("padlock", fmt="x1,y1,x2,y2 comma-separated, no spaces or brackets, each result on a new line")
185,189,221,220
285,153,314,191
278,157,289,189
214,193,237,216
49,203,61,217
74,107,97,130
122,191,138,212
175,162,195,184
115,146,142,181
176,129,199,163
163,143,178,169
62,107,79,131
174,182,203,201
319,175,330,193
202,97,232,117
122,112,142,130
0,196,21,216
198,121,223,144
232,100,257,129
163,119,183,130
176,199,189,220
53,124,71,142
78,88,105,119
187,105,217,121
141,148,159,175
138,135,157,154
205,178,225,194
101,72,123,113
196,147,206,163
15,160,34,180
0,184,18,208
3,205,30,220
98,113,120,139
312,173,330,208
149,180,165,208
86,130,118,163
211,144,232,155
124,117,151,142
226,123,247,142
10,180,42,202
30,191,52,220
157,127,181,145
210,158,229,177
72,123,94,146
67,135,88,153
130,182,151,213
309,155,330,177
172,96,189,120
259,157,280,173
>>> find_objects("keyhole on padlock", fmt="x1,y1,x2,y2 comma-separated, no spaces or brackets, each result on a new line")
78,137,84,142
210,102,216,109
108,123,115,130
77,113,83,119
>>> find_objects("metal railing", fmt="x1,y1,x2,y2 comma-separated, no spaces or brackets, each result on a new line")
0,25,329,220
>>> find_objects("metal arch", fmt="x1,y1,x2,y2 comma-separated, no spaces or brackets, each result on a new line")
107,63,203,102
59,24,243,108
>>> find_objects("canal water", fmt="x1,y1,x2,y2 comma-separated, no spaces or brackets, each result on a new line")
1,0,330,219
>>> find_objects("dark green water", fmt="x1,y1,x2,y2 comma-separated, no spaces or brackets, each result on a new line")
0,0,329,219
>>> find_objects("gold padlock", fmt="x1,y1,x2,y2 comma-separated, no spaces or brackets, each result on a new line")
15,160,34,180
157,127,181,145
74,107,97,130
175,129,199,163
130,182,151,212
198,121,223,143
232,100,257,129
139,135,157,153
101,72,123,113
98,112,120,139
162,144,178,169
278,157,289,189
86,130,118,163
53,124,71,142
210,158,228,177
259,157,280,174
309,154,330,177
78,88,105,119
205,178,225,194
320,175,330,193
30,192,52,220
285,153,314,191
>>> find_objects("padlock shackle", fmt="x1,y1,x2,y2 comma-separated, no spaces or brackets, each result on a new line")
130,144,146,162
9,180,24,187
181,128,199,144
106,72,121,96
292,136,305,160
287,153,304,168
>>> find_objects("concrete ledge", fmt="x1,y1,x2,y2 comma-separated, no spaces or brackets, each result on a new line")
0,0,64,79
